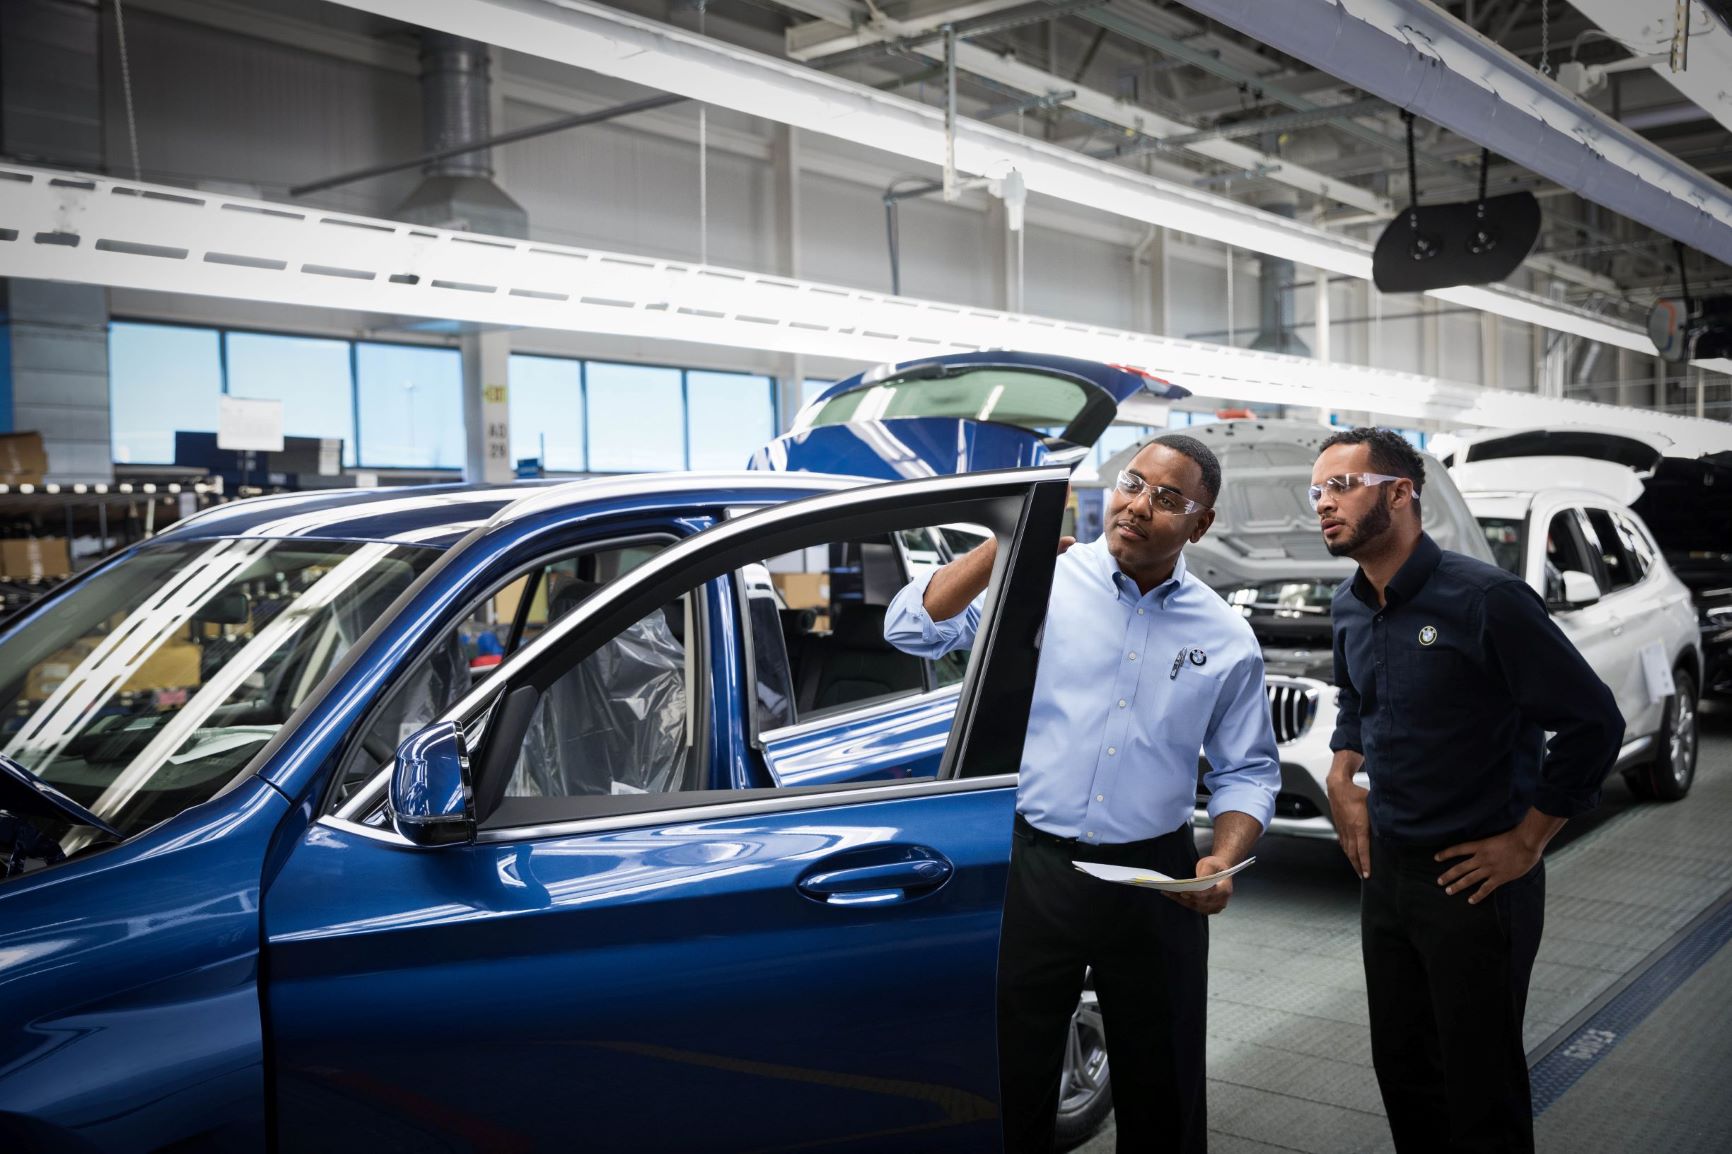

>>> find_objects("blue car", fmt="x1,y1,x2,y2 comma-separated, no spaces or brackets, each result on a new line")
0,355,1180,1152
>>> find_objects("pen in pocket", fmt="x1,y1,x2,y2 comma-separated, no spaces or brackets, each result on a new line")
1169,646,1188,680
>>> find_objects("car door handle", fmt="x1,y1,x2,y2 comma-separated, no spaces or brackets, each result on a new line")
797,847,953,905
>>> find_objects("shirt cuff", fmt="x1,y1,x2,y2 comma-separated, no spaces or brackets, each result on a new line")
1205,781,1276,831
1533,784,1602,819
882,570,959,657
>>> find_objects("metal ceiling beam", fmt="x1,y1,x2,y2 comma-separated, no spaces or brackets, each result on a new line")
319,0,1642,335
1168,0,1732,266
1565,0,1732,135
786,0,1031,59
7,162,1727,444
776,0,1393,214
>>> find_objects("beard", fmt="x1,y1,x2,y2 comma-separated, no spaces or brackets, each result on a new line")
1326,489,1393,557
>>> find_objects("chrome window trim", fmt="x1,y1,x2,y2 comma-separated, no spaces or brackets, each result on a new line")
759,682,964,745
321,771,1019,848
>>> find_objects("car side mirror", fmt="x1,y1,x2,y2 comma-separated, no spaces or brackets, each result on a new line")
1557,570,1600,608
389,721,476,847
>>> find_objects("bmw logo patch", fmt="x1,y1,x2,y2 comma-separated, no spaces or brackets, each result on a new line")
1419,626,1437,646
1189,648,1207,667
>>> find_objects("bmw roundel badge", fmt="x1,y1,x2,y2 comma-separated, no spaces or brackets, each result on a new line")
1189,648,1207,666
1419,625,1437,646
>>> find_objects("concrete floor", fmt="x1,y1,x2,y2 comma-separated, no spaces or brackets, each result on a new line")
1072,701,1732,1154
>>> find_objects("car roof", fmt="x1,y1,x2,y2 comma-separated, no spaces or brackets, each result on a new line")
1464,487,1640,515
158,472,865,548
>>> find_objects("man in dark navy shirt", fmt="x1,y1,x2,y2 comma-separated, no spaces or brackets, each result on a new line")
1314,427,1622,1154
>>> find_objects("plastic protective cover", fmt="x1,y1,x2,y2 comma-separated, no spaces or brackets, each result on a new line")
509,607,689,798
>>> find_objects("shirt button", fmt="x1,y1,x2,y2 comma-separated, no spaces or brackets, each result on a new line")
1118,699,1127,709
1107,747,1116,756
1096,794,1105,802
1086,832,1096,839
1137,608,1145,615
1128,652,1137,661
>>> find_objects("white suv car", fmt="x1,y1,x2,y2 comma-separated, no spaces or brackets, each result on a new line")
1456,458,1703,801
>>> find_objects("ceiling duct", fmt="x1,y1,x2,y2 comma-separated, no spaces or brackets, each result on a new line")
1169,0,1732,267
394,32,528,238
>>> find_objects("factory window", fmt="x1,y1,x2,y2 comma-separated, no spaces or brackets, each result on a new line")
226,332,357,466
355,343,465,469
509,355,586,472
686,371,776,471
586,362,685,472
109,322,223,465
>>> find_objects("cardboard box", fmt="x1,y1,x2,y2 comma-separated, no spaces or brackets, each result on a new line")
1,537,72,581
24,639,98,702
0,431,48,485
771,572,829,609
122,641,203,694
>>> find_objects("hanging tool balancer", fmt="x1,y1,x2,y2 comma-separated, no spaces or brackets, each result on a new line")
1372,111,1540,294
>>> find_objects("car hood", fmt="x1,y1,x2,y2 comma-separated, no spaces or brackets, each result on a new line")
1092,419,1496,589
1452,457,1646,507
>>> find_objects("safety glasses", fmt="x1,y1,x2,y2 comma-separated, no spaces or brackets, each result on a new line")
1307,472,1405,507
1114,471,1209,516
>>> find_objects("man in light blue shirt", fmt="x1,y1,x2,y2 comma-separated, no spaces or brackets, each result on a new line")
885,434,1279,1154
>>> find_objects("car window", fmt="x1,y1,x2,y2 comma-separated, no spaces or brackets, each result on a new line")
744,532,954,734
1478,517,1526,578
507,592,698,799
1611,511,1654,583
1582,507,1639,592
805,368,1097,437
326,540,669,811
2,539,438,857
1543,510,1598,601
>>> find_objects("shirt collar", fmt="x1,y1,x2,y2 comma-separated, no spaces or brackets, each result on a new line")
1350,532,1441,609
1093,535,1188,603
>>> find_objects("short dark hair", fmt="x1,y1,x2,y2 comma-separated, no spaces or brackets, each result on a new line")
1148,433,1221,506
1318,426,1426,501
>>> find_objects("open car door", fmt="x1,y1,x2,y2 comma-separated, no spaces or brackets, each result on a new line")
262,468,1068,1153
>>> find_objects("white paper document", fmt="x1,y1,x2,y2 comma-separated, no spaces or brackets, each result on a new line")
1072,857,1256,892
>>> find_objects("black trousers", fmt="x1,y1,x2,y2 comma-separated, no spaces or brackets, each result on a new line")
997,815,1208,1154
1362,835,1545,1154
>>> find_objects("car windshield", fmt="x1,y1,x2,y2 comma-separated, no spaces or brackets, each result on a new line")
1,538,437,854
806,369,1097,436
1478,517,1526,576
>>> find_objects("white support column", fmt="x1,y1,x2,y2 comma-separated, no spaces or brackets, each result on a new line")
1421,297,1440,379
1132,227,1168,337
1314,270,1331,365
772,124,807,432
1616,346,1633,409
1481,312,1500,389
461,330,512,483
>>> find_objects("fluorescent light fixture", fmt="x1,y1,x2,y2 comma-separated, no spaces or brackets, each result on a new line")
323,0,1704,361
2,162,1726,449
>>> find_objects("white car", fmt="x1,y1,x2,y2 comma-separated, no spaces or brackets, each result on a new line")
1456,458,1704,801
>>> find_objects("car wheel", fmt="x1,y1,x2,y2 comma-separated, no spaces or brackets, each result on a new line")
1053,978,1112,1150
1625,669,1698,802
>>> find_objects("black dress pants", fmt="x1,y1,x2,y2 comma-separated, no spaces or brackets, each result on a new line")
1362,835,1545,1154
997,815,1209,1154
